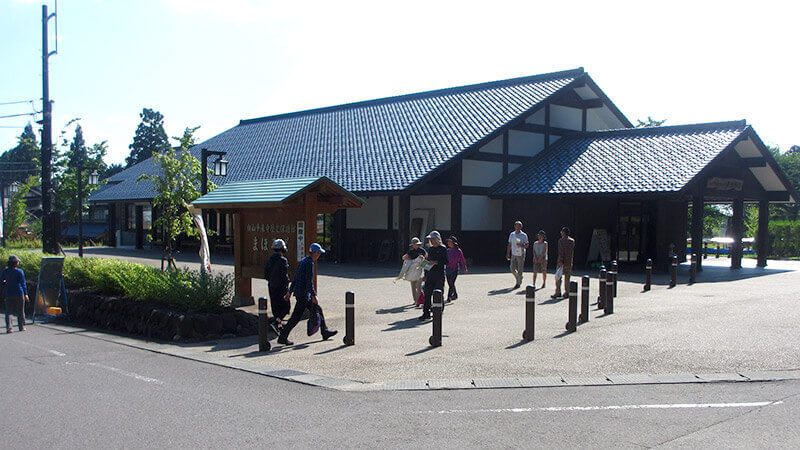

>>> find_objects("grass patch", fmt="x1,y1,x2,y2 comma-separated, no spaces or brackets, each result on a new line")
0,248,231,312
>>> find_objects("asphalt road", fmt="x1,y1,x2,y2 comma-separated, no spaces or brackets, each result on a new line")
1,325,798,448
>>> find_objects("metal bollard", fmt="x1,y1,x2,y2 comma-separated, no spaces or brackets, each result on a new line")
258,297,271,352
670,256,678,288
343,291,355,346
429,289,443,347
523,285,535,341
610,260,618,297
703,242,708,260
597,267,606,309
579,275,590,323
565,281,578,332
605,270,614,314
644,258,652,291
689,254,697,285
715,243,720,258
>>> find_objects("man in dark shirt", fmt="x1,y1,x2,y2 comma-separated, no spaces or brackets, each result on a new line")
264,239,291,330
419,230,448,321
277,243,337,345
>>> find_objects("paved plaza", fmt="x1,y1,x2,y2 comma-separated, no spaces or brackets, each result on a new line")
62,247,800,386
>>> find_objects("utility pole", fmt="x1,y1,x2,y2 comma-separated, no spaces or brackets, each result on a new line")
41,3,57,254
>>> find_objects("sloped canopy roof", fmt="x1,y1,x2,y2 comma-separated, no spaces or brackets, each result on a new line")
91,68,610,202
490,121,797,201
191,176,363,209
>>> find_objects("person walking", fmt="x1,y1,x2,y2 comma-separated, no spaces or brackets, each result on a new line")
532,230,548,289
552,227,576,299
277,243,337,345
445,236,467,302
264,239,291,333
402,237,427,306
419,231,448,321
506,221,529,289
2,255,28,333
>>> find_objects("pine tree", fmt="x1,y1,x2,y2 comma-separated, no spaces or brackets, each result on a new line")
0,123,40,184
126,108,170,167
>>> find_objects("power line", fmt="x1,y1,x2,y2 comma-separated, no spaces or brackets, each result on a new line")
0,100,34,106
0,112,40,119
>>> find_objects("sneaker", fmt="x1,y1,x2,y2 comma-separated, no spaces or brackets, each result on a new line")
514,283,521,289
6,328,11,334
551,293,561,299
19,327,25,332
321,329,338,340
418,313,431,321
277,337,294,346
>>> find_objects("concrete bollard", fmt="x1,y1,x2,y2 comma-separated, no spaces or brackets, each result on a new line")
689,254,697,285
579,275,590,323
429,289,443,347
565,281,578,332
343,291,355,346
670,255,678,288
258,297,271,352
610,260,618,297
644,258,653,291
597,267,607,309
605,271,614,314
523,285,535,341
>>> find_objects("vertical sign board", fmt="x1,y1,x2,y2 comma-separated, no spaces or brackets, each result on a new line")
35,257,66,317
297,220,306,261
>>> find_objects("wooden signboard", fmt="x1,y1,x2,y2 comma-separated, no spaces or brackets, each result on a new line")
586,228,612,264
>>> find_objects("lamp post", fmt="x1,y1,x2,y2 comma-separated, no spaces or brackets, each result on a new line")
200,148,228,195
76,146,98,258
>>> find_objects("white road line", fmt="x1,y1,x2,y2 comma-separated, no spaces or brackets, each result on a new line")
87,362,164,385
12,339,66,357
426,401,783,414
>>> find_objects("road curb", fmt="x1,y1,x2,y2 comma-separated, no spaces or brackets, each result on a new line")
39,323,800,392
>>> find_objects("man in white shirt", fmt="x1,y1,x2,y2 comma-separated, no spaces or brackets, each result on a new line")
506,220,529,289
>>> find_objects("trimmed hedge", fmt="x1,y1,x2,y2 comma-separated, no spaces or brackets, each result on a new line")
0,249,232,313
769,220,800,258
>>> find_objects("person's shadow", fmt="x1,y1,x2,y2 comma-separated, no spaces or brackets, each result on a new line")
488,287,517,296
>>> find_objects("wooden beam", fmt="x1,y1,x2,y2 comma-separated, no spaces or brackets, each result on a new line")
510,122,581,137
413,184,489,195
502,131,509,176
764,191,791,201
757,199,768,268
737,157,766,168
581,98,604,109
465,152,533,164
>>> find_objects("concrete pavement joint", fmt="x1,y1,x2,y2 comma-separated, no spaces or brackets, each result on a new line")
36,323,800,392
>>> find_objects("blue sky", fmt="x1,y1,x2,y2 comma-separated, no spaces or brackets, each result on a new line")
1,0,798,165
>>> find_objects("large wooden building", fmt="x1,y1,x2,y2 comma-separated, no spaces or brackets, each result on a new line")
89,68,797,269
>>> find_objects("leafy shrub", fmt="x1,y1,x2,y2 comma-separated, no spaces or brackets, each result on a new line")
769,220,800,258
1,249,232,312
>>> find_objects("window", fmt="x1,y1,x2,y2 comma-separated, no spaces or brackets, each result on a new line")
126,204,136,231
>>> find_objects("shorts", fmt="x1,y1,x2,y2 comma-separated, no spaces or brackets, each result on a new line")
533,261,547,272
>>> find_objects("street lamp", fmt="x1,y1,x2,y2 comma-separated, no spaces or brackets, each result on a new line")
200,148,228,195
76,158,99,258
88,171,99,186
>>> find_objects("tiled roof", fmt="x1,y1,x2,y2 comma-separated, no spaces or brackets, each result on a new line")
490,121,749,196
90,68,588,202
192,176,363,207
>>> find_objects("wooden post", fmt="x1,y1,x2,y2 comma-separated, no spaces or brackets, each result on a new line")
232,212,252,304
305,192,318,289
691,193,704,271
731,197,744,269
757,199,769,268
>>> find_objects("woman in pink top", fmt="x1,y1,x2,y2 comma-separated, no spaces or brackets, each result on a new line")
445,236,468,302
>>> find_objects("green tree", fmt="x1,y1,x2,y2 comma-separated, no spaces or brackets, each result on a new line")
769,146,800,220
53,125,108,224
126,108,170,167
636,116,667,128
4,175,38,238
137,127,202,266
0,123,40,185
101,163,124,180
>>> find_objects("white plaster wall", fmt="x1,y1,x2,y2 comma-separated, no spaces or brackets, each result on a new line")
410,195,451,230
574,85,599,100
525,108,546,125
509,130,545,157
462,195,502,231
550,104,583,131
734,139,761,157
586,106,625,131
462,160,503,187
347,196,388,229
508,162,522,173
478,135,503,154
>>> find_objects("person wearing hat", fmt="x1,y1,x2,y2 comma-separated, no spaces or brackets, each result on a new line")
278,243,337,345
2,255,28,333
506,220,529,289
264,239,291,332
419,231,448,321
445,236,468,302
402,237,427,305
